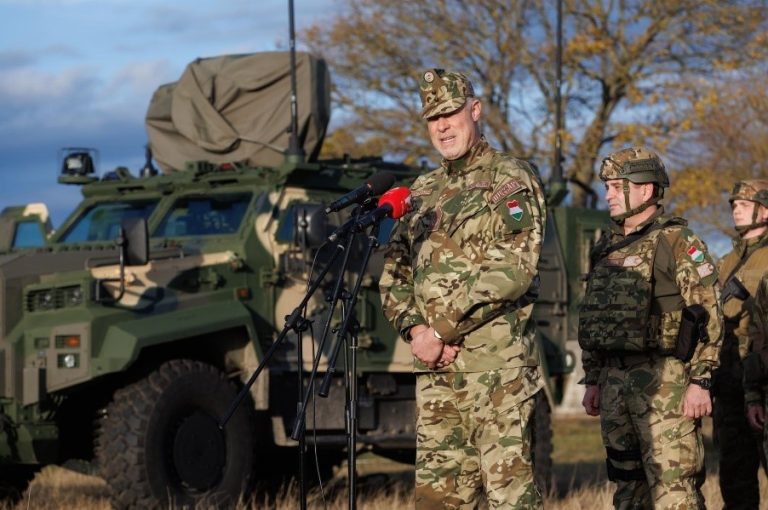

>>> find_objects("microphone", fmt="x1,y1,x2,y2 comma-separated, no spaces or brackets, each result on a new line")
352,186,412,232
327,187,411,243
324,172,395,214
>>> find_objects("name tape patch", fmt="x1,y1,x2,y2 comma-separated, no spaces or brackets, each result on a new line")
491,180,524,204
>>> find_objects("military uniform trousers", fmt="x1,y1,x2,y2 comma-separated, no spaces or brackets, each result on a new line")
712,336,765,510
599,354,705,510
414,366,543,509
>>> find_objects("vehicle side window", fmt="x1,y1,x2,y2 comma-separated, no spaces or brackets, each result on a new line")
13,221,46,248
154,193,252,237
61,200,158,243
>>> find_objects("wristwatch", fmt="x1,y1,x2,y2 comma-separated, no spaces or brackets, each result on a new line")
689,378,712,390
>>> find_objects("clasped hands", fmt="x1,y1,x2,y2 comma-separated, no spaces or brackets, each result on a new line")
409,324,460,370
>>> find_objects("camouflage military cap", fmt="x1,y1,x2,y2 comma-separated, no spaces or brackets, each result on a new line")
418,68,475,120
599,147,669,188
729,179,768,207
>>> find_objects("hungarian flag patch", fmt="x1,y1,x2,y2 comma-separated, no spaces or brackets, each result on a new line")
687,245,705,263
507,200,524,221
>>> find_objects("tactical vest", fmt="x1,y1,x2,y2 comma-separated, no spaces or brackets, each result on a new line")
719,233,768,322
579,225,684,354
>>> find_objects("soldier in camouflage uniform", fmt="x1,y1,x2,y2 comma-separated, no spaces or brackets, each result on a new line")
579,147,723,510
712,179,768,510
380,68,546,509
747,272,768,463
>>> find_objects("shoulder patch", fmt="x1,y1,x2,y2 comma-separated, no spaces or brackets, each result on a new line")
505,199,524,221
411,188,433,198
686,245,706,263
491,180,524,204
468,180,492,191
697,263,715,279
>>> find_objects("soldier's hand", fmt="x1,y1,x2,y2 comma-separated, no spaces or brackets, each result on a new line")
410,327,444,369
435,343,461,369
683,384,712,419
582,385,600,416
746,403,765,431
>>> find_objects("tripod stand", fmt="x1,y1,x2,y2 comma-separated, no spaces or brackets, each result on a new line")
222,206,383,510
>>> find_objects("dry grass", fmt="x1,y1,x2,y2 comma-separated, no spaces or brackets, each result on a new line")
2,415,763,509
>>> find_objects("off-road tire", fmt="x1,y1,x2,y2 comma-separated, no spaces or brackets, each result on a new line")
97,359,255,509
0,466,38,502
531,391,554,494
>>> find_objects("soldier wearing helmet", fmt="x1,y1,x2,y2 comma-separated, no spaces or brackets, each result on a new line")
579,147,723,509
712,179,768,509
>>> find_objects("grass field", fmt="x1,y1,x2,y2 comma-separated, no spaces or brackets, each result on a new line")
2,415,761,509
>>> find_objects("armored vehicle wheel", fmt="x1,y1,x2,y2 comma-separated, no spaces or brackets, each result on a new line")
531,391,554,494
0,466,38,502
97,359,255,509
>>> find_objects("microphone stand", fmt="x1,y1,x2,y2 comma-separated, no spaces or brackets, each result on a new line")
289,216,359,442
219,238,350,510
317,221,382,510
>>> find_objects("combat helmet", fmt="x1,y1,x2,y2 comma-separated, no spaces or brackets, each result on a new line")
729,179,768,235
599,147,669,223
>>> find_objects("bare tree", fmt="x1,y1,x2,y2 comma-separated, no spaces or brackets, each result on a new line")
306,0,766,206
668,74,768,236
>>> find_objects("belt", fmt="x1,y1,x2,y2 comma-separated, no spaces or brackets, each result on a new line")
603,352,657,369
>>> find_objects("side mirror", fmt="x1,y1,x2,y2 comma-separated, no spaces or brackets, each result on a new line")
94,218,150,303
121,218,148,266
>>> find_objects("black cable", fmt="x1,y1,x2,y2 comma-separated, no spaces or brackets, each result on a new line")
305,242,330,508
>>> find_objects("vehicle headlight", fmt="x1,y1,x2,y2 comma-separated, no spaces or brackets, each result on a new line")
26,285,85,311
57,353,80,369
66,286,84,306
38,291,55,310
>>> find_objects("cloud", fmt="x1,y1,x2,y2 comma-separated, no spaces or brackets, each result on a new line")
103,59,178,109
0,0,342,226
0,45,81,71
0,50,36,69
0,65,104,134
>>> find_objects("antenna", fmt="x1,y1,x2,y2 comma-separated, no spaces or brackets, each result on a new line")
286,0,306,163
548,0,568,205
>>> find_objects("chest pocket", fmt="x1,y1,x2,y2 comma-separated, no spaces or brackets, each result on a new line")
440,187,489,237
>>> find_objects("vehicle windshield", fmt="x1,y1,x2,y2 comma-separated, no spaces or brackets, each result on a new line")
59,200,159,243
154,193,252,237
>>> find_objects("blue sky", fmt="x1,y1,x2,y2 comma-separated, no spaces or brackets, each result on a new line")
0,0,734,255
0,0,338,226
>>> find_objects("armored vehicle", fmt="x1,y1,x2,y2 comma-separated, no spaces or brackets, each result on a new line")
0,51,607,507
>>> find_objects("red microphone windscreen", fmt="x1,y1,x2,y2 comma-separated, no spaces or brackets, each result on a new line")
377,187,412,219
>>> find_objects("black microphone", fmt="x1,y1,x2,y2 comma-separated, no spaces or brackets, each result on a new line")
352,186,412,232
324,172,395,214
327,187,411,242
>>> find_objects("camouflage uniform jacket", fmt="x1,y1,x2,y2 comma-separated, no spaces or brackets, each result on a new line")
718,230,768,359
749,276,768,366
379,137,546,373
746,270,768,405
580,209,723,385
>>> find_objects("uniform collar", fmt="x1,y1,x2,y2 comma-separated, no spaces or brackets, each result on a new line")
610,206,666,237
733,229,768,257
442,137,490,176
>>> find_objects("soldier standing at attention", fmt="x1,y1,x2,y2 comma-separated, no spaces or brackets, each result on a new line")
380,68,546,509
746,271,768,465
713,180,768,510
579,147,723,509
